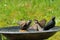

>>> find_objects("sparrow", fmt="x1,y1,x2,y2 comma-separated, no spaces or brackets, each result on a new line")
39,19,46,28
17,19,27,32
17,19,26,28
21,20,32,30
34,19,43,31
28,19,43,31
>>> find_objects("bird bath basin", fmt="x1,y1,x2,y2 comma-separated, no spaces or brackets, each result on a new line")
0,26,60,40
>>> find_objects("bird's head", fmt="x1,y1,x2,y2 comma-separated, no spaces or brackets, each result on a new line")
27,20,32,25
52,16,55,21
34,19,38,24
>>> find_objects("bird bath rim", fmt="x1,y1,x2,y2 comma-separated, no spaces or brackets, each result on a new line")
0,27,60,34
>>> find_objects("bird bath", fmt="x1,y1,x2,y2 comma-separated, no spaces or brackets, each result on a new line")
0,26,60,40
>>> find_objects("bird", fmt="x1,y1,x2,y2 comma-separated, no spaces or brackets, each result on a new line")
27,24,38,31
17,19,26,28
20,20,32,32
21,20,32,30
27,25,38,31
34,19,43,31
17,19,27,32
19,20,32,32
43,16,55,30
28,19,43,31
39,19,46,28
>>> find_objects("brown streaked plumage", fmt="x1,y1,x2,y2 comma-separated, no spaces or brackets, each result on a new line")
21,20,32,30
28,19,43,31
17,20,26,28
39,19,46,28
17,20,27,32
34,19,43,31
28,23,38,31
18,20,32,32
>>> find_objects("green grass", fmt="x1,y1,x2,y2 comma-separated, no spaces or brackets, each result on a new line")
0,0,60,40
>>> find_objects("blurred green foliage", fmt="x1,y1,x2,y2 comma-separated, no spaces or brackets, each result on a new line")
0,0,60,27
0,0,60,40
